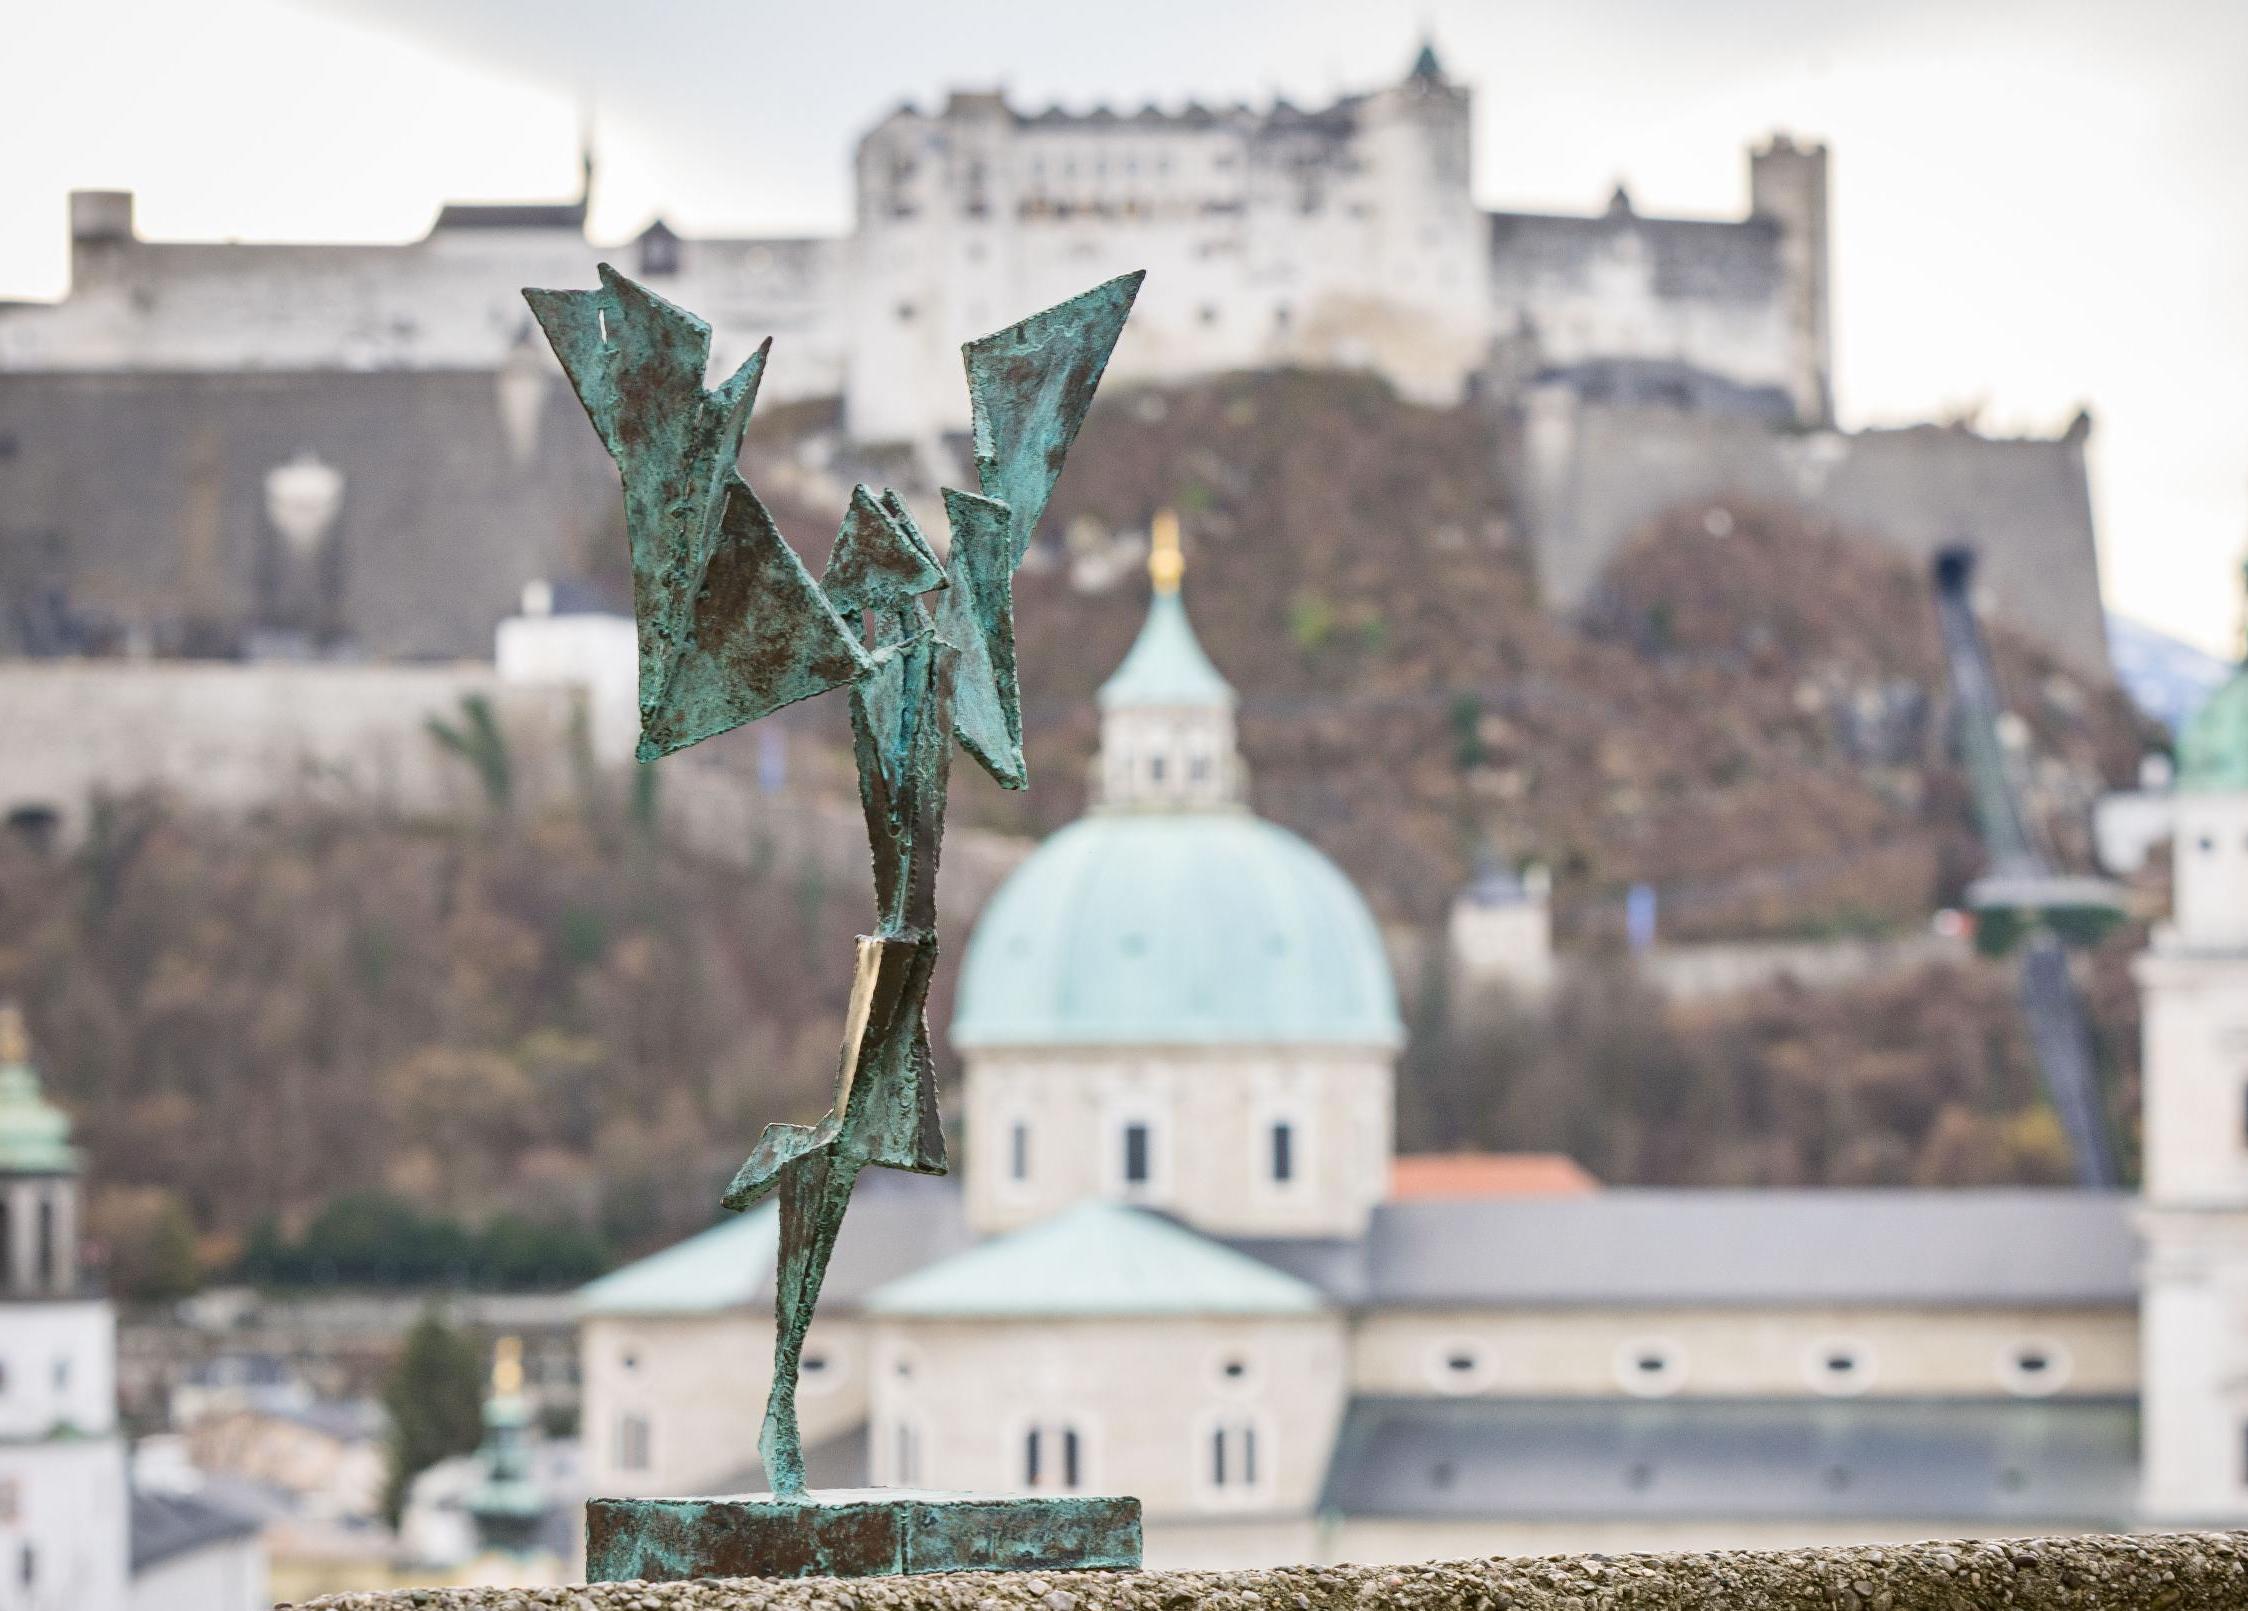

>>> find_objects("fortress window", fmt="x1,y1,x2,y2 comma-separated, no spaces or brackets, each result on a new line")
1122,1122,1152,1186
1149,754,1166,782
1009,1120,1031,1182
1199,304,1219,325
1269,1121,1295,1183
1190,755,1211,782
895,302,917,323
893,1418,923,1486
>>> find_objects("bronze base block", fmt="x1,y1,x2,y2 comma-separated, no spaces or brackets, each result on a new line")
586,1489,1143,1581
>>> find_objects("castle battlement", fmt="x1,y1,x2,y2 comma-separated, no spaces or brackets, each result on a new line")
0,44,1828,442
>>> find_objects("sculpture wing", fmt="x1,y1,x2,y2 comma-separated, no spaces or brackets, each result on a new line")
963,269,1144,565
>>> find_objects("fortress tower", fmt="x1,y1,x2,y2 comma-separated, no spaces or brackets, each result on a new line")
1749,132,1833,426
2138,569,2248,1523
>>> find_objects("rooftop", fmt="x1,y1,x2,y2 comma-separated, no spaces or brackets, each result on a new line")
1237,1190,2138,1309
577,1171,970,1318
1323,1395,2136,1524
1387,1153,1599,1201
865,1201,1328,1319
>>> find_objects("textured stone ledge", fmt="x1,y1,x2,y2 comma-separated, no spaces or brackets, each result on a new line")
295,1529,2248,1611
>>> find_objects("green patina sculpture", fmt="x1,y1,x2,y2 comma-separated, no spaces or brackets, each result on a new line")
524,263,1142,1574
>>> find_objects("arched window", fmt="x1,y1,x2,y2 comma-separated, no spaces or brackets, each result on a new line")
1024,1422,1083,1490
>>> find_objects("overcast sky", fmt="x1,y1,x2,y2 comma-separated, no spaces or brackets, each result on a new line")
3,0,2242,654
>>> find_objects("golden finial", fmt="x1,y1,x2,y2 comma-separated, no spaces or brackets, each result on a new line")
0,1005,24,1066
1148,509,1183,596
493,1334,524,1396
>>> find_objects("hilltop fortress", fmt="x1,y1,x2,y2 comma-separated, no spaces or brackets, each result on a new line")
0,45,2108,674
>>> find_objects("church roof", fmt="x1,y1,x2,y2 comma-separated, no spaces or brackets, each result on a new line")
949,810,1403,1049
865,1201,1327,1318
1232,1190,2138,1308
1096,589,1234,710
1322,1395,2136,1525
2177,605,2248,791
576,1171,970,1317
129,1487,265,1574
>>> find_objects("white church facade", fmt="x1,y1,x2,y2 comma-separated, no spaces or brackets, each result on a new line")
0,1011,265,1611
574,545,2248,1566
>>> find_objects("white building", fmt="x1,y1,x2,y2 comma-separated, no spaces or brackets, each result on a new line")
2137,614,2248,1524
579,546,2156,1566
0,46,1828,449
0,1009,264,1611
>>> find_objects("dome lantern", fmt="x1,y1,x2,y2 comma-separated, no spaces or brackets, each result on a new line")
1092,512,1244,810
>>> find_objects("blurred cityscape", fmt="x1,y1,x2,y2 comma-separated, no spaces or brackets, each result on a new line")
1,20,2244,1610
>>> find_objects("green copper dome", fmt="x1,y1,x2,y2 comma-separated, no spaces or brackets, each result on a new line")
2179,665,2248,793
951,810,1403,1049
0,1009,78,1176
1098,591,1234,710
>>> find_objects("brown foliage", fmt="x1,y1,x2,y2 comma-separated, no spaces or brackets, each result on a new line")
0,798,870,1257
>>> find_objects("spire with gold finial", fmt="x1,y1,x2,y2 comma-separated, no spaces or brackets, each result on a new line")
493,1334,525,1397
1148,507,1184,596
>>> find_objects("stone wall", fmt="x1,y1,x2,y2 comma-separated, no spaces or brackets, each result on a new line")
1515,391,2109,678
294,1528,2248,1609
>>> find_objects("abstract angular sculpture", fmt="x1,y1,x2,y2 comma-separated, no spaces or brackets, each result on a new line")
525,263,1144,1580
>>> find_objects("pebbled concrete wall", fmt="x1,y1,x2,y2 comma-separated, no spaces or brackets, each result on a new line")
292,1529,2248,1610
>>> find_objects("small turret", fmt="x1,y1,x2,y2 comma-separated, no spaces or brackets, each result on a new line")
1092,512,1244,811
465,1336,548,1556
0,1004,83,1298
2169,560,2248,948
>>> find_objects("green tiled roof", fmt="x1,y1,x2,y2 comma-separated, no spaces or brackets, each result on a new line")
0,1021,78,1176
1097,590,1233,710
577,1204,780,1316
951,811,1402,1049
2179,663,2248,792
864,1201,1327,1318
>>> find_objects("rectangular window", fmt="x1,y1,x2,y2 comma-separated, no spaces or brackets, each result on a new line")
1211,1422,1261,1489
1010,1121,1031,1183
1270,1122,1294,1184
619,1413,651,1473
895,1420,921,1487
35,1200,53,1289
1122,1123,1151,1186
1025,1424,1083,1491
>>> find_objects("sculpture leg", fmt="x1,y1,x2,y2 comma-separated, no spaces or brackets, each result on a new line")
759,1146,860,1497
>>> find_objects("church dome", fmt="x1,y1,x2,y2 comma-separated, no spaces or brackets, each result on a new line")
954,518,1400,1051
951,811,1403,1049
